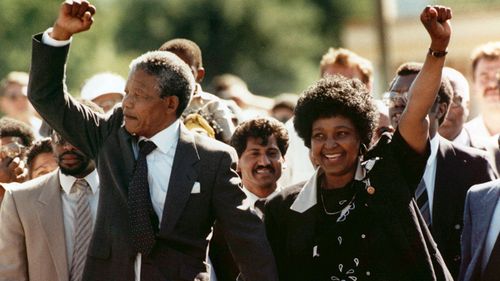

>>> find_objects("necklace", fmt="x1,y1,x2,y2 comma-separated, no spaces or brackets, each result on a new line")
320,191,357,216
319,180,357,216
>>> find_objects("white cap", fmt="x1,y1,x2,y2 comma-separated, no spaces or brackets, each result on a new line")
80,72,126,101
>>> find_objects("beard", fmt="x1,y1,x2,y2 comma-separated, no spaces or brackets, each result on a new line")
58,151,91,176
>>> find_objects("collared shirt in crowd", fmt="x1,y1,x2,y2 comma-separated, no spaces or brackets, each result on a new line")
59,169,100,269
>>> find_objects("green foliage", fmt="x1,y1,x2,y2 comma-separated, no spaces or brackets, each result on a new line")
1,0,350,96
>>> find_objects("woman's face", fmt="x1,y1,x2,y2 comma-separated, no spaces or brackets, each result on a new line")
311,116,361,182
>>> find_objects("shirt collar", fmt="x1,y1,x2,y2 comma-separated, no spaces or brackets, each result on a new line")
290,158,365,213
59,168,100,195
242,185,281,206
138,119,180,154
427,134,440,166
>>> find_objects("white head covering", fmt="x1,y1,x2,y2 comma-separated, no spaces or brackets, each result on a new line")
80,72,126,101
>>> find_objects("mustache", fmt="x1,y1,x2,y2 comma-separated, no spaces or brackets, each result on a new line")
254,165,275,173
59,151,86,161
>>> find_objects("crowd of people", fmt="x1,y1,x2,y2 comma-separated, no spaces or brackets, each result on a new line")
0,1,499,281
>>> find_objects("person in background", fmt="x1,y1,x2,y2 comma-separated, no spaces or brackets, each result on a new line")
271,93,298,124
211,73,273,121
26,137,58,179
0,71,43,138
464,41,500,141
371,99,394,146
80,72,126,113
387,61,497,278
0,128,99,281
159,39,235,143
459,177,500,281
265,6,453,280
439,66,500,174
0,117,34,184
320,47,374,93
210,117,289,281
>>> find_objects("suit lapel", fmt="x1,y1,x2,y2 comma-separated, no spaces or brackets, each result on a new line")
35,172,69,280
160,125,200,234
471,185,500,263
432,138,456,239
118,127,136,201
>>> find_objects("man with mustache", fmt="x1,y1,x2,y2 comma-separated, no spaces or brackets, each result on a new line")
464,41,500,141
210,117,289,281
0,125,99,281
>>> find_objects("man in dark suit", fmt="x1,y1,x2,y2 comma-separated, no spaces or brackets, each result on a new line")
209,117,289,281
27,1,278,280
388,62,498,278
459,179,500,281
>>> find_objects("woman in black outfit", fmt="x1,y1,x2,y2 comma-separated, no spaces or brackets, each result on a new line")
265,6,454,281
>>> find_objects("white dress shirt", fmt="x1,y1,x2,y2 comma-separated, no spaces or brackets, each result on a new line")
241,186,281,220
59,169,100,269
482,196,500,271
465,115,500,142
421,134,440,221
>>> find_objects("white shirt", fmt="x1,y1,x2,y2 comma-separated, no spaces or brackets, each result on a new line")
451,128,471,147
132,120,180,281
241,186,281,220
59,169,100,269
465,115,500,142
279,117,314,188
482,196,500,271
421,134,440,221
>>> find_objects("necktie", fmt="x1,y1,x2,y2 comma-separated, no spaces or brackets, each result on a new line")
415,179,431,226
70,179,93,281
254,199,266,220
482,233,500,281
128,140,158,257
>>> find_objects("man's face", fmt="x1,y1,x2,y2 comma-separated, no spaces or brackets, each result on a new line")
122,69,177,138
238,135,284,194
387,74,418,128
473,58,500,111
51,133,93,176
439,85,469,139
0,83,30,117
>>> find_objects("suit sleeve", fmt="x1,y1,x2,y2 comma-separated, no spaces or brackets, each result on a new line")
28,33,117,159
0,191,28,281
211,149,279,281
458,190,473,281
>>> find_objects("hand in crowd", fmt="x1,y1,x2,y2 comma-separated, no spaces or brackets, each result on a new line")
420,5,452,52
0,156,28,183
51,0,96,40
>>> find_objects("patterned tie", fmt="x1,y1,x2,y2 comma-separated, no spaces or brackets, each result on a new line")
415,179,431,226
482,233,500,281
128,140,159,257
70,179,93,281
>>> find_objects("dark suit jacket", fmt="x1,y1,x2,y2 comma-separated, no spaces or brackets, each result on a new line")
431,137,497,278
458,179,500,281
265,131,453,281
28,34,278,281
